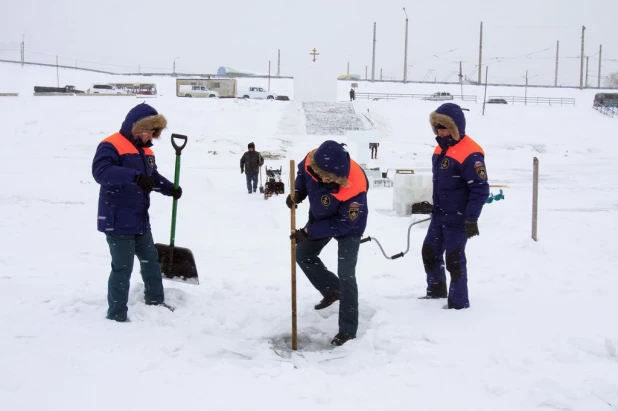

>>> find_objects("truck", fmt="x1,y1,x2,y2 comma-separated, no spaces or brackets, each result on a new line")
423,92,453,101
33,85,85,94
176,78,237,98
238,86,277,100
178,85,219,98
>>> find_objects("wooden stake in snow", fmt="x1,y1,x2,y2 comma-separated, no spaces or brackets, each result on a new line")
532,157,539,242
290,160,298,350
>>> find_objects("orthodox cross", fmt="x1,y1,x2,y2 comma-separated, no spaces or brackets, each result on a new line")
310,48,319,63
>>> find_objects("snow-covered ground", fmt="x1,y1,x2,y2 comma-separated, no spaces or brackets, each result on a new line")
1,62,617,411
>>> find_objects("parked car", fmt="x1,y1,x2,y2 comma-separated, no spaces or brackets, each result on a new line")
487,98,508,104
423,92,453,101
238,87,277,100
89,84,127,95
178,85,219,98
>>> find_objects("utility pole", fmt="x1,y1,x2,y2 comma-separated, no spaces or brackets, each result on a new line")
555,40,559,87
173,56,180,76
525,70,528,105
580,25,586,90
478,21,483,85
20,34,25,68
459,61,463,96
365,65,368,81
482,66,489,116
380,68,383,81
403,7,409,83
371,22,377,82
277,49,281,76
56,55,59,87
586,56,589,88
268,61,271,91
138,65,141,74
347,62,350,76
598,44,602,88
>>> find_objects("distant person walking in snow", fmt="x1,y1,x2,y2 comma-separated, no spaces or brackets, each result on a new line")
349,88,355,101
92,103,182,322
287,140,369,346
240,142,264,194
412,103,489,309
369,142,379,159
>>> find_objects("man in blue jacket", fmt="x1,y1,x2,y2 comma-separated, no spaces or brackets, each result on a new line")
92,103,182,322
287,140,369,346
413,103,489,309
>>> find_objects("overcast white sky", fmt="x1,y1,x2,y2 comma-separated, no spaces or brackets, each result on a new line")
1,0,617,86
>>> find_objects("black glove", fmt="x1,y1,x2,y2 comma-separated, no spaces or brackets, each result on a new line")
289,229,309,244
136,174,155,192
170,186,182,200
240,169,244,174
412,201,433,214
286,192,306,209
465,221,479,239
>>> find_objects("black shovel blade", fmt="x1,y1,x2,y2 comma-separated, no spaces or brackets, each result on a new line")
155,243,199,285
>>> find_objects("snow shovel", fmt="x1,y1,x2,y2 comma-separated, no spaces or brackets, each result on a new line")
155,133,199,285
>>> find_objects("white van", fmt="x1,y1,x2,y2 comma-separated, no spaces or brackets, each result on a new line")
89,84,126,95
178,85,219,98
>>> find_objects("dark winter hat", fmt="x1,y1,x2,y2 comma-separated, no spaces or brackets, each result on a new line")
248,142,255,149
429,103,466,140
309,140,351,186
120,103,167,138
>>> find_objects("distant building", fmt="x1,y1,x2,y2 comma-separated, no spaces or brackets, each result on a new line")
217,67,260,77
338,74,361,80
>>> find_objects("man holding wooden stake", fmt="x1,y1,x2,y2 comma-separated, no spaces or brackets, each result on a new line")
287,140,369,346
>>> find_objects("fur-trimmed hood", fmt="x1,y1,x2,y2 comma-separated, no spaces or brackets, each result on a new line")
309,149,350,187
120,103,167,139
429,103,466,141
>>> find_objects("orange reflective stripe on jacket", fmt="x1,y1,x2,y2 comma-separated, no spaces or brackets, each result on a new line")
102,133,154,156
433,135,484,163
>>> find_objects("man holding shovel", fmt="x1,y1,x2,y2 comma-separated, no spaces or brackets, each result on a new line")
287,140,369,346
92,103,182,322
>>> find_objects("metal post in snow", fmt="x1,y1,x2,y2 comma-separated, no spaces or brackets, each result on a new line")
532,157,539,242
289,160,298,350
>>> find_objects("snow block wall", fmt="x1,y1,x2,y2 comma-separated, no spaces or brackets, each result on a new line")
393,172,433,216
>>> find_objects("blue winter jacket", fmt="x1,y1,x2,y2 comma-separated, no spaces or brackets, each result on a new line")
92,106,173,234
295,153,369,239
431,135,489,222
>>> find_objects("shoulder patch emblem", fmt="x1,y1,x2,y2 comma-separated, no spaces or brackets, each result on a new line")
321,195,331,206
148,157,155,168
349,202,361,221
474,160,487,180
441,158,449,169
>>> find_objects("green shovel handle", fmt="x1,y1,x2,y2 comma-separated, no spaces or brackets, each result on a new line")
171,133,188,156
169,134,188,247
